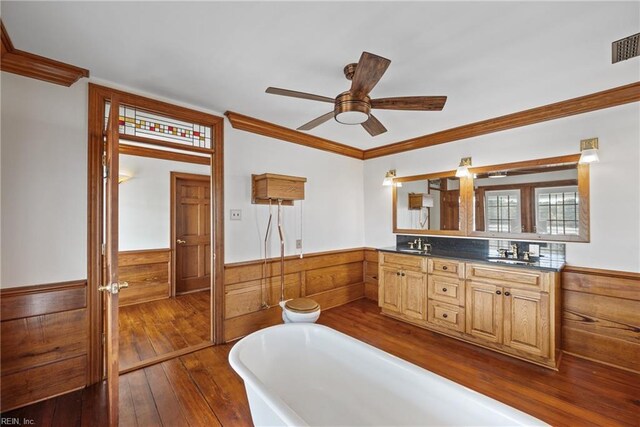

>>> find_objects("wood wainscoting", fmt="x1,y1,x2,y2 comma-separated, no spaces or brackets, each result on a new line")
561,266,640,373
118,249,171,306
224,248,366,341
364,248,379,302
0,280,89,412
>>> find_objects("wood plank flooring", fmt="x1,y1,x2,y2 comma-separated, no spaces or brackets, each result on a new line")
3,299,639,426
119,291,210,371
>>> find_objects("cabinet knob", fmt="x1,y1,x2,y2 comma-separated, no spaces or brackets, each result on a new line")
496,290,502,295
401,272,405,277
442,313,448,318
396,272,400,276
442,266,448,271
442,288,447,292
504,291,511,297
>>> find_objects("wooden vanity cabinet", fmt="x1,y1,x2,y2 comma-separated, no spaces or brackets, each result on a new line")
378,252,427,320
466,263,555,360
378,251,561,369
427,258,466,332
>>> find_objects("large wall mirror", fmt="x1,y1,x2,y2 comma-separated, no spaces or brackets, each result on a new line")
469,154,589,242
393,171,471,235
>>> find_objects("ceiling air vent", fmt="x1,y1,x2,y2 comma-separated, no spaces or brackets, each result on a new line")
612,33,640,63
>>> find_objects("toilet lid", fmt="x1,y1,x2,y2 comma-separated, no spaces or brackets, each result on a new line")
285,297,320,313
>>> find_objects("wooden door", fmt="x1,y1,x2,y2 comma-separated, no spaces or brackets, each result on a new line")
440,190,460,230
102,98,121,426
503,288,549,357
466,281,502,343
379,266,402,313
402,270,427,320
174,174,211,294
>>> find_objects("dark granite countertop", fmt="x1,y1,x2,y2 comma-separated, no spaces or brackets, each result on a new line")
378,246,565,272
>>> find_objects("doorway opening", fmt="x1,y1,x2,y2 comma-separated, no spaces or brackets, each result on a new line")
117,153,212,372
87,84,224,422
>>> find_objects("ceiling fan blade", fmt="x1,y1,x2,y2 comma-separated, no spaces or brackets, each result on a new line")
371,96,447,111
266,87,334,103
297,111,335,131
350,52,391,98
361,114,387,137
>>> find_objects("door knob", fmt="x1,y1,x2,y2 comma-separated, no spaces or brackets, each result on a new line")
177,239,186,244
98,282,129,294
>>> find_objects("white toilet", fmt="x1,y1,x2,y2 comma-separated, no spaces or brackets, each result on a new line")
279,297,321,323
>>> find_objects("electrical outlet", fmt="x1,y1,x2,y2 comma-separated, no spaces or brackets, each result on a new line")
528,244,540,256
296,239,302,249
230,209,242,221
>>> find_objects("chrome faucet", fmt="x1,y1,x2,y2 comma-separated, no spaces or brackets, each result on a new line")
414,238,423,250
510,244,519,259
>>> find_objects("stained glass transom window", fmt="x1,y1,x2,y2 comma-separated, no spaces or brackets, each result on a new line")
105,102,212,149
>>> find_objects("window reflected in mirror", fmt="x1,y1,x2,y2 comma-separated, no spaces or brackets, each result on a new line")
474,164,579,236
396,177,461,231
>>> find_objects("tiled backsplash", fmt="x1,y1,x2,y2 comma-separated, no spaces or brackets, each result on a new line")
396,235,565,262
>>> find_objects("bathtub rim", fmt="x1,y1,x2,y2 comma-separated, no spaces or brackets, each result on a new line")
228,323,546,427
229,325,310,426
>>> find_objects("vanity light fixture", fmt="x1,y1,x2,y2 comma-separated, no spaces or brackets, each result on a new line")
382,169,402,187
455,157,472,178
488,171,507,179
579,138,600,164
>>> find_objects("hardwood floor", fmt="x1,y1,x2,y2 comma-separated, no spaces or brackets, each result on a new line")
119,291,210,371
3,299,639,426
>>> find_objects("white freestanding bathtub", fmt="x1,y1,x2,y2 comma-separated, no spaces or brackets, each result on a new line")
229,324,546,427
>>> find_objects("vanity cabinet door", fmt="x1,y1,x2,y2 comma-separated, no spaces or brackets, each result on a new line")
503,288,549,358
402,270,427,320
379,266,402,313
466,281,502,343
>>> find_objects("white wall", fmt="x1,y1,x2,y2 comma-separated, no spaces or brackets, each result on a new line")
364,103,640,272
2,72,638,288
0,73,365,286
1,73,88,287
119,154,210,251
224,128,365,263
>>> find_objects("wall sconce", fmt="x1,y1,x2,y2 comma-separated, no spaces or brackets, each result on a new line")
579,138,599,164
455,157,472,178
118,173,132,184
382,169,402,187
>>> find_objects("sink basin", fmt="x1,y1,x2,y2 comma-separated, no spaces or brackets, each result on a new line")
487,258,535,265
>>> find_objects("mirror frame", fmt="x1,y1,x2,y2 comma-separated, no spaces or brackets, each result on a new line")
392,170,473,236
467,154,590,242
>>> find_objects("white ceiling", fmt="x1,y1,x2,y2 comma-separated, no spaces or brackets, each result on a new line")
2,1,638,150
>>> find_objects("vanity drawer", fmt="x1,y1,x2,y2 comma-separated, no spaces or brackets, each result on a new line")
428,275,465,306
428,258,464,278
465,263,549,291
428,301,465,332
379,252,426,272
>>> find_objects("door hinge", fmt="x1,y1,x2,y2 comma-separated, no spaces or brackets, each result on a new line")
101,243,106,255
102,153,109,179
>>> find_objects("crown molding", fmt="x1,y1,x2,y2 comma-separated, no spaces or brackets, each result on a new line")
225,111,365,160
225,82,639,161
0,20,89,87
363,81,640,159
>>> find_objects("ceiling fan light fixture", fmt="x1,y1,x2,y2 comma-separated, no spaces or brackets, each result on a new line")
334,92,371,125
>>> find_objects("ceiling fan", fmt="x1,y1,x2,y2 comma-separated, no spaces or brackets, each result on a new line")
266,51,447,137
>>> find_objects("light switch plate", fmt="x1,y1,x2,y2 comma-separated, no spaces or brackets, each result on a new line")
230,209,242,220
529,244,540,256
